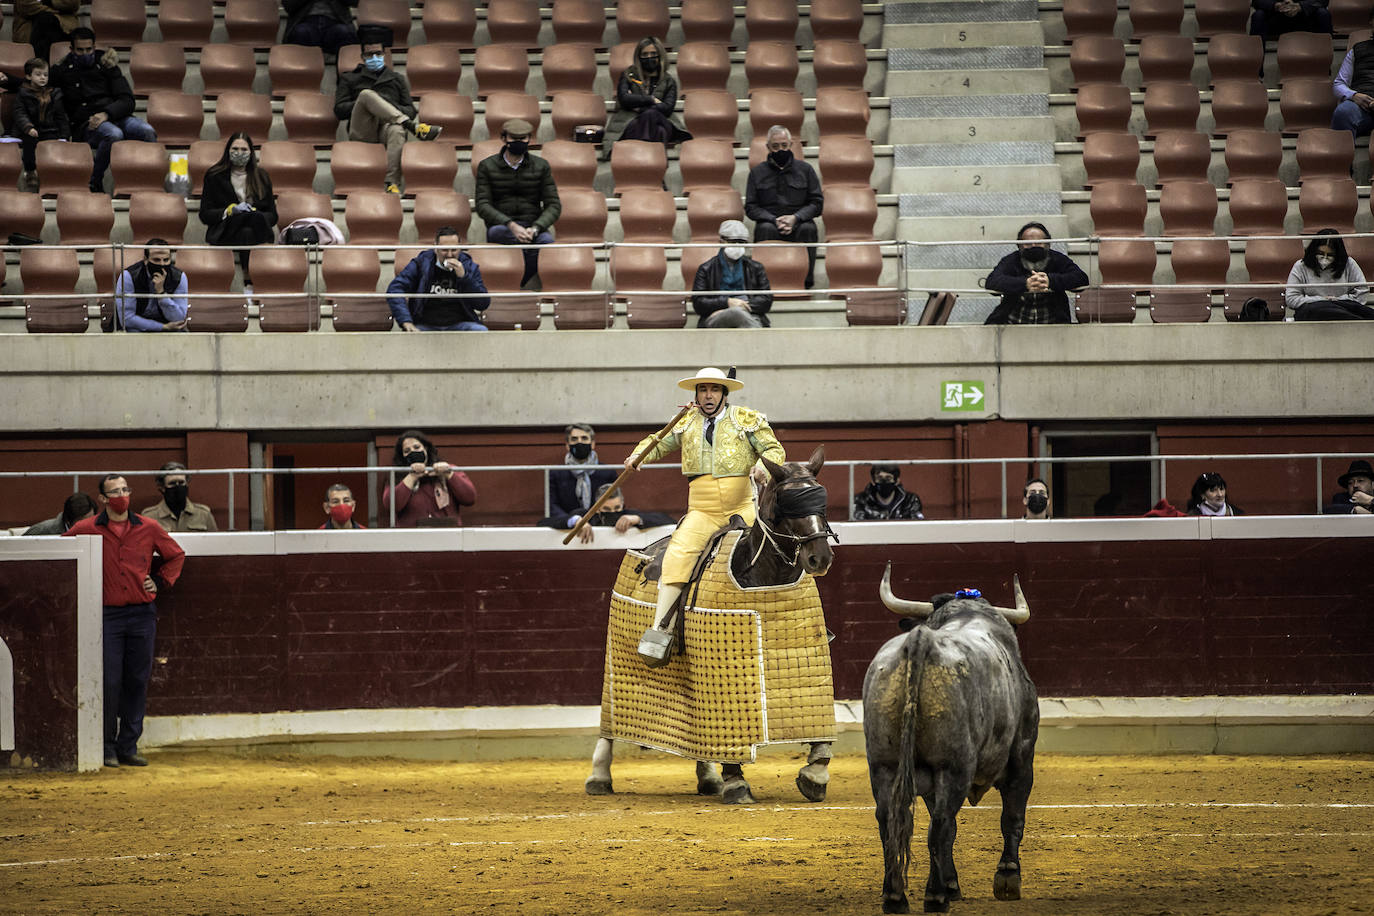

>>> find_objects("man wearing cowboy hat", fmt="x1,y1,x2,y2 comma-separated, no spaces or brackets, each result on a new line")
1324,459,1374,514
625,367,785,632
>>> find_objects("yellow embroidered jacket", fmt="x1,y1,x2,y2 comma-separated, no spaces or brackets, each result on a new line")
633,405,785,478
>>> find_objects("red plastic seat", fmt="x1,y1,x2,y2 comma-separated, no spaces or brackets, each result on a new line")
1243,236,1304,282
253,246,317,331
470,246,540,330
189,140,223,193
418,94,475,147
545,250,610,330
679,240,715,290
618,188,676,241
483,92,542,140
616,0,671,43
129,191,189,244
821,185,877,240
551,90,608,143
1331,0,1372,32
845,289,905,326
486,0,542,45
406,43,464,96
1227,179,1289,235
1075,83,1132,137
355,0,413,46
1138,35,1196,84
541,139,598,189
1063,0,1118,40
158,0,215,46
752,241,809,297
475,43,531,98
55,192,115,243
1075,288,1139,323
412,190,473,240
422,0,478,46
284,92,341,144
1070,35,1128,88
745,40,800,91
610,139,668,193
111,142,171,196
468,140,505,182
330,141,390,194
814,87,870,138
676,41,733,94
401,143,459,194
824,243,882,293
1299,177,1358,232
22,246,87,333
92,0,150,47
1296,128,1355,181
680,138,737,191
1149,288,1213,322
1160,179,1217,236
813,39,869,91
1222,285,1284,320
147,91,206,145
0,145,21,190
749,88,805,139
1210,80,1270,135
1194,0,1253,36
1168,238,1230,284
1151,130,1209,186
35,140,95,196
608,41,639,88
275,190,334,226
225,0,281,47
1223,129,1282,183
1277,32,1335,81
1143,81,1200,136
324,248,390,331
1129,0,1185,38
175,247,246,332
810,0,864,42
1098,239,1158,286
552,0,607,44
259,140,318,193
1090,181,1148,236
745,0,799,42
557,187,610,243
685,187,744,240
1280,78,1338,134
0,190,47,239
1082,132,1140,187
215,91,273,140
200,44,258,97
344,190,404,243
818,135,875,188
130,42,187,93
542,43,598,95
682,0,737,44
1206,33,1263,84
623,290,687,328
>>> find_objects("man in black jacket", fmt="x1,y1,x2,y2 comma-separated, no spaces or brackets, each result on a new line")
283,0,359,55
52,28,158,193
691,220,773,328
543,423,617,530
983,221,1089,325
1323,459,1374,515
334,26,441,193
745,125,824,289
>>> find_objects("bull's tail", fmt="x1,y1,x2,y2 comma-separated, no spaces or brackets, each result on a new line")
886,625,930,889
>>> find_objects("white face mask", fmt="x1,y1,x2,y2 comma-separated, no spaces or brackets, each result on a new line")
1316,254,1334,270
723,246,747,261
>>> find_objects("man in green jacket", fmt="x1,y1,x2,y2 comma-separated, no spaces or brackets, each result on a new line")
474,118,562,288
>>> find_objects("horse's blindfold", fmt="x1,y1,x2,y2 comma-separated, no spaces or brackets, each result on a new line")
774,485,828,519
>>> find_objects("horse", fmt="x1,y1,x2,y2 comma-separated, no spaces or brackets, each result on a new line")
585,445,838,804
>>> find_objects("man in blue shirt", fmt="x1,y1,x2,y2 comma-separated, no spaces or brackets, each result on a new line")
114,239,188,332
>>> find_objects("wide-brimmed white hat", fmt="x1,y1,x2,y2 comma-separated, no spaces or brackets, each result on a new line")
677,366,743,392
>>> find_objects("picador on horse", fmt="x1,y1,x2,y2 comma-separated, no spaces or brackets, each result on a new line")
581,367,840,804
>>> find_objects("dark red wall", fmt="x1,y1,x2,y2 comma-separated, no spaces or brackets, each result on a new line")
147,537,1374,718
0,561,81,769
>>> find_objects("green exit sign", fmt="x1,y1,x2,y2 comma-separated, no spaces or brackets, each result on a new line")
941,381,986,411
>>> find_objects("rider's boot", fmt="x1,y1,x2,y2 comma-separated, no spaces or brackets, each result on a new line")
638,582,683,667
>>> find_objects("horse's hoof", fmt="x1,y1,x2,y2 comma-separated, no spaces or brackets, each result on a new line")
993,870,1021,901
584,777,614,796
882,898,910,914
795,773,827,802
697,775,724,796
721,778,756,805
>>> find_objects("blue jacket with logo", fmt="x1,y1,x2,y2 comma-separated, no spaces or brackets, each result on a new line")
385,249,490,325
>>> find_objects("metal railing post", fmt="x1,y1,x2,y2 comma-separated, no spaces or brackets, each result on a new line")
1000,460,1008,518
847,463,855,520
1316,456,1324,513
227,472,235,531
388,468,396,527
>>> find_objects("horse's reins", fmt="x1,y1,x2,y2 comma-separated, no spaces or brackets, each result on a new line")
749,481,838,568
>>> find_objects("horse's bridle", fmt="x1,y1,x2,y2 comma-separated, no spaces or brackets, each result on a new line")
750,480,839,568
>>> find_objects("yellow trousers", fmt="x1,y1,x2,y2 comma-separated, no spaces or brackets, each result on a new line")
661,475,755,585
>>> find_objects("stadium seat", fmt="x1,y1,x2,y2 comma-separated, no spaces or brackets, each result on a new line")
188,140,223,193
681,0,736,44
35,141,95,196
1075,83,1132,137
422,0,477,44
1280,78,1338,134
552,0,606,45
276,191,334,226
1243,236,1304,283
1209,80,1269,135
483,93,542,141
356,0,413,46
608,42,638,88
253,246,317,332
157,0,215,46
486,0,542,45
745,0,799,42
557,188,610,243
1223,129,1282,182
1227,179,1289,234
823,243,882,293
259,141,318,193
749,88,805,138
1070,36,1126,87
472,246,541,330
814,87,870,138
1149,288,1213,322
819,135,875,188
844,289,905,326
616,0,671,43
128,191,189,244
147,91,206,145
1299,177,1357,231
175,245,239,296
1090,181,1148,235
623,290,687,328
468,140,504,182
1205,33,1264,84
215,91,273,141
1152,130,1210,186
1074,288,1139,323
1082,131,1140,187
92,0,150,47
745,41,800,91
1331,0,1372,32
0,145,21,190
821,185,877,240
56,192,115,243
1296,128,1355,182
551,90,609,143
224,0,281,47
1194,0,1252,36
676,42,733,94
401,143,459,194
679,138,737,191
541,140,598,189
0,42,31,79
199,44,258,97
1098,239,1158,286
542,43,598,95
1143,81,1201,136
1139,35,1196,85
685,187,744,243
323,248,389,331
344,190,404,243
418,94,475,147
412,191,473,240
20,247,81,308
611,139,669,193
1129,0,1185,38
548,277,612,331
1169,238,1230,284
618,188,676,240
1160,180,1218,236
752,242,809,297
809,0,865,42
913,292,958,327
1063,0,1118,39
130,42,187,93
1277,32,1335,81
0,190,45,239
284,92,341,144
1222,285,1284,320
813,40,869,91
406,44,464,96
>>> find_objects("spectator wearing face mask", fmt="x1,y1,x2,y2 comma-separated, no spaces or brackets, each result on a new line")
1186,471,1245,517
1022,478,1051,520
983,221,1089,325
853,464,925,520
692,219,773,328
142,462,219,532
333,25,442,194
604,36,692,152
199,132,278,288
474,118,561,289
386,226,490,331
114,239,189,332
543,423,618,531
1284,230,1374,320
320,484,366,529
382,430,477,527
745,125,824,290
23,492,98,535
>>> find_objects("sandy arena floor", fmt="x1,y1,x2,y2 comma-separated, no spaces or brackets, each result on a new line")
1,751,1371,915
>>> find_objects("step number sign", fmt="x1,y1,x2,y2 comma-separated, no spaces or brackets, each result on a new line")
941,381,986,412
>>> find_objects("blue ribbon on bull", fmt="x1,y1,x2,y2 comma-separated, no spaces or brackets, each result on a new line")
955,587,983,599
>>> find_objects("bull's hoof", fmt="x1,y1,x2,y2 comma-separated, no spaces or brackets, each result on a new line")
584,777,614,796
721,777,756,805
922,898,949,913
994,869,1021,901
795,773,827,802
882,897,910,914
945,883,961,902
697,775,724,796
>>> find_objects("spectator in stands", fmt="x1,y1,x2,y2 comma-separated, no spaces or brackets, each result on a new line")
114,239,188,332
544,423,618,532
13,58,71,194
1285,230,1374,320
65,473,186,768
853,463,924,520
13,0,81,66
382,429,477,527
1250,0,1332,39
1323,459,1374,514
475,118,561,289
604,36,691,152
1333,17,1374,139
52,27,158,193
1186,471,1245,516
23,492,97,535
1023,478,1051,520
692,219,773,328
321,483,365,529
745,125,824,290
283,0,359,57
984,221,1089,325
546,483,676,543
386,226,490,331
198,133,278,289
333,25,442,194
142,461,219,532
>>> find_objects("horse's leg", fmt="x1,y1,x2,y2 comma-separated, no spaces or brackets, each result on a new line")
720,762,756,804
796,741,832,802
585,737,615,795
695,760,723,795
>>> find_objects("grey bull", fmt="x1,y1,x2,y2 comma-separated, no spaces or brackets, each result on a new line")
862,565,1039,913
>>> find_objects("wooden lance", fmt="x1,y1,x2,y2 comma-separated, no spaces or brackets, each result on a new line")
562,403,694,545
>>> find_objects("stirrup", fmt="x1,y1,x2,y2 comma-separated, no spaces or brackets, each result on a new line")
637,626,675,667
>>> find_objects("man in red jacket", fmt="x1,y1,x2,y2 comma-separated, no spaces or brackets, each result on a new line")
65,473,186,768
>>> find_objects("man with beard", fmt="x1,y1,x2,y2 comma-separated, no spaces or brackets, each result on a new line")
142,461,218,532
113,240,188,332
852,463,924,520
983,221,1089,325
622,367,785,633
1023,477,1052,520
1323,459,1374,515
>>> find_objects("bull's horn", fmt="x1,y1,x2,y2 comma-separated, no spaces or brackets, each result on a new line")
989,574,1030,624
879,562,935,617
